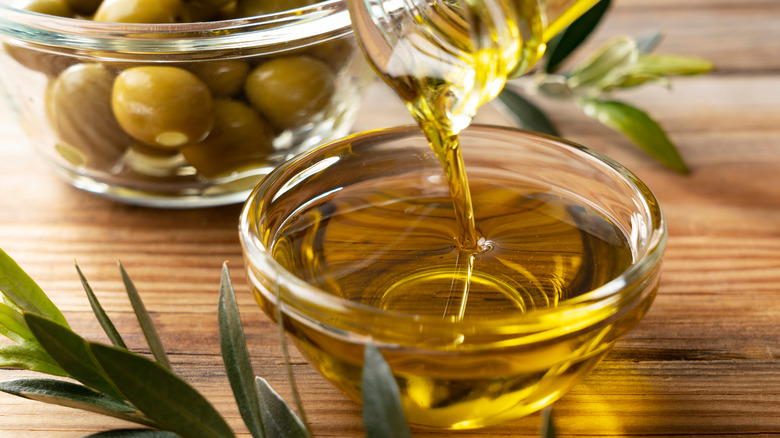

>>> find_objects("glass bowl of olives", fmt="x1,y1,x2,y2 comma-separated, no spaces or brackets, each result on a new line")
0,0,374,207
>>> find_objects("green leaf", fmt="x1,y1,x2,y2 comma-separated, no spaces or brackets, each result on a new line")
544,0,612,73
0,344,68,376
578,98,689,173
76,262,127,349
0,378,159,427
361,343,411,438
635,30,663,54
497,88,559,136
23,313,123,398
634,53,715,77
273,282,310,433
617,53,714,88
84,430,180,438
89,342,235,438
118,262,171,370
0,248,69,328
3,295,22,311
539,406,556,438
568,36,638,91
534,75,573,100
255,377,309,438
0,301,35,345
218,263,265,438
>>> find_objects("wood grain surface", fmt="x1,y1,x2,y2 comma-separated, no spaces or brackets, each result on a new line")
1,0,779,436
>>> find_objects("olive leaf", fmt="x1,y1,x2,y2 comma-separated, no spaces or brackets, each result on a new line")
84,430,181,437
0,378,155,427
496,88,559,136
218,263,265,438
578,97,689,173
567,36,638,92
23,312,124,399
76,262,127,349
88,342,235,438
256,377,310,438
361,343,411,438
544,0,612,73
0,248,69,327
0,301,35,345
273,280,311,432
119,262,171,370
539,407,556,438
635,30,663,54
616,53,715,88
0,344,68,376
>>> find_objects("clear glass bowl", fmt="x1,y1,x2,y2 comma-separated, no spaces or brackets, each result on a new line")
240,125,666,429
0,0,373,207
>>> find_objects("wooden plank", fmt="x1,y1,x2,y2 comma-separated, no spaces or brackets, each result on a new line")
1,0,779,436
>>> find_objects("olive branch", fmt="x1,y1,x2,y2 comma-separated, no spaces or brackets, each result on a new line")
498,0,714,174
0,247,554,437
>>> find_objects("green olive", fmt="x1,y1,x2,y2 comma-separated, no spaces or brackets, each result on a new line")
307,37,354,71
182,0,235,21
5,0,79,76
112,66,214,149
185,2,220,21
93,0,190,23
61,0,101,15
121,141,187,178
186,60,250,98
185,0,233,8
234,0,316,16
46,63,132,169
4,45,77,77
13,0,73,17
244,56,335,129
181,99,274,177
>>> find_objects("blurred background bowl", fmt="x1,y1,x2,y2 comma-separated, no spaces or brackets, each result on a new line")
0,0,374,207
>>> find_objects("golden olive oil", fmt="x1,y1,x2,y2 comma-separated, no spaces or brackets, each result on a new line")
264,168,635,429
263,0,624,429
344,0,607,304
272,176,633,318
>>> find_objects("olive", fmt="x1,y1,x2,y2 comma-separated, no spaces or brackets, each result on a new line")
307,37,354,71
62,0,101,15
4,0,79,77
46,63,132,169
121,142,187,177
182,0,235,21
234,0,316,17
93,0,190,23
244,56,335,129
13,0,73,17
186,60,250,98
112,66,214,149
185,0,233,9
185,2,220,21
4,45,77,78
181,99,274,177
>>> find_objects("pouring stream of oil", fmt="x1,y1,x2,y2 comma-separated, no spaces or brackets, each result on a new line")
346,0,601,318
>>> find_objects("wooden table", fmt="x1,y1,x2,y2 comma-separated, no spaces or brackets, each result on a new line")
1,0,778,436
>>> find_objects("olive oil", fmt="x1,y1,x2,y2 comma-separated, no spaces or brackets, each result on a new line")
263,162,636,428
271,175,633,318
346,0,605,309
262,0,631,429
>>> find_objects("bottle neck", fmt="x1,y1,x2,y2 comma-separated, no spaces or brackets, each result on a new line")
349,0,532,135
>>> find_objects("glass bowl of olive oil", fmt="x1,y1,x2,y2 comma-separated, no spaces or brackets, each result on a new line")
0,0,373,207
240,124,665,430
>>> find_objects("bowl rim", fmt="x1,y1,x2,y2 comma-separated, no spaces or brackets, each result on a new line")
239,124,667,339
0,0,351,53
